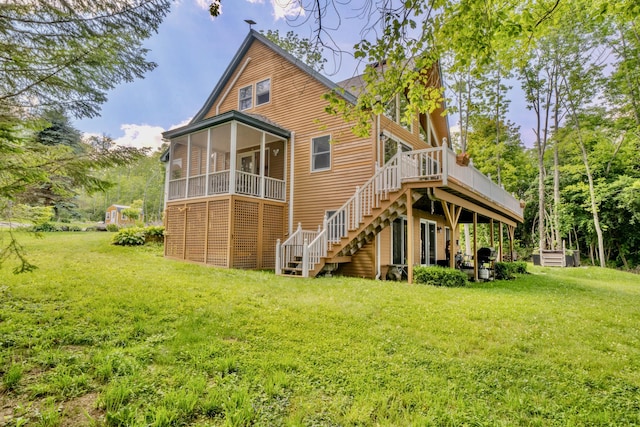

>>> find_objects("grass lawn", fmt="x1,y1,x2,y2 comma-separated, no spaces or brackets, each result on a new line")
0,232,639,426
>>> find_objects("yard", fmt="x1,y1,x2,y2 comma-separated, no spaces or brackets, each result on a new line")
1,232,639,426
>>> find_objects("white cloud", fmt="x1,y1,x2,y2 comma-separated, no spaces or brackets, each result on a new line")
193,0,211,10
169,117,192,130
271,0,304,20
114,124,166,150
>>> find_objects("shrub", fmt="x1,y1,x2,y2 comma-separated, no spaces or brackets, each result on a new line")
494,262,514,280
144,226,165,244
112,226,165,246
512,261,528,274
494,261,528,280
29,222,62,232
413,266,467,287
112,228,146,246
106,224,120,232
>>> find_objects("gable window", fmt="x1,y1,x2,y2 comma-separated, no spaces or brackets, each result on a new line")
256,78,271,105
311,135,331,171
239,85,252,110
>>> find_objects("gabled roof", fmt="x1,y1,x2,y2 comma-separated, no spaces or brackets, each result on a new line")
190,29,358,123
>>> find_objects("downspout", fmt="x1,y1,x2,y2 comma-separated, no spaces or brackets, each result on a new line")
216,58,251,115
288,131,295,235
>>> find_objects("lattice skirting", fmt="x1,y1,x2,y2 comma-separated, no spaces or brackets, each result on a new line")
164,196,284,269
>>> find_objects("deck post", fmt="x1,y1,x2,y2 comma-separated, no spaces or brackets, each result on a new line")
473,212,478,282
229,122,237,194
442,145,448,186
302,238,309,278
275,239,281,275
407,188,414,284
354,186,361,228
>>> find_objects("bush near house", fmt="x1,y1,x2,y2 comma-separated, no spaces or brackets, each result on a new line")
112,226,165,246
413,266,468,287
494,261,528,280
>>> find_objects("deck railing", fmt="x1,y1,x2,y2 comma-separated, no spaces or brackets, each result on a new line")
277,145,523,277
167,170,285,202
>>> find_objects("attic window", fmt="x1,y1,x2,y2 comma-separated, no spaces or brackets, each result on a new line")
239,85,252,110
256,78,270,105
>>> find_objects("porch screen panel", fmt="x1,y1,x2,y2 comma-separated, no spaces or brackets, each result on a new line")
261,204,284,268
233,200,259,269
185,202,206,263
165,205,185,258
207,200,229,267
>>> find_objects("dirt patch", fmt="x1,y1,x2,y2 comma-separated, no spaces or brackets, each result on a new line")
0,392,104,426
63,392,104,426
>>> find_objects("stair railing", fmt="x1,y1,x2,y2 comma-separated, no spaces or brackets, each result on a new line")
277,147,445,277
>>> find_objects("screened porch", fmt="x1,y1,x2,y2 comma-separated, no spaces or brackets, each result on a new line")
165,112,289,202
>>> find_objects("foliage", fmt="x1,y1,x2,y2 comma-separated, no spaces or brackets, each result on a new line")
106,224,120,233
77,147,167,223
2,233,640,424
112,226,165,246
494,261,528,280
413,266,467,287
262,29,326,72
0,0,170,119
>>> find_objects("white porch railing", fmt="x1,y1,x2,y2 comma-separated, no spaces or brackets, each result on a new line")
265,177,286,201
167,170,285,202
277,145,524,277
188,174,207,197
209,170,230,194
168,178,186,200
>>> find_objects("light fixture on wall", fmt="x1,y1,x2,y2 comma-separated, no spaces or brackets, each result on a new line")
272,148,280,156
437,226,442,233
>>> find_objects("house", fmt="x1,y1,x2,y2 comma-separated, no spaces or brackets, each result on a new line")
105,204,140,226
105,204,142,226
161,30,524,281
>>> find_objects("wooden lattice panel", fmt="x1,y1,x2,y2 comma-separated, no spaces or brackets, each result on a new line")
184,202,207,262
261,204,284,268
165,205,185,258
233,199,259,269
207,200,229,267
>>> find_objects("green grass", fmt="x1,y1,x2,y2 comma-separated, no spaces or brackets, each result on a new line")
1,232,639,426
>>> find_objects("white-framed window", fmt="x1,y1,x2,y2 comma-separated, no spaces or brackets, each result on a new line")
384,93,412,132
105,211,110,221
311,135,331,172
256,78,271,105
239,85,252,110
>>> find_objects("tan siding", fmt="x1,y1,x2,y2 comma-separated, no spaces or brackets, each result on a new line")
339,242,376,279
201,40,376,232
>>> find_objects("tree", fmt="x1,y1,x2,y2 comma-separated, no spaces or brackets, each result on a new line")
262,29,327,72
0,0,170,119
0,0,170,272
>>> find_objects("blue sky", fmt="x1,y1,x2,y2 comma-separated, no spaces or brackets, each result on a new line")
74,0,535,150
74,0,361,150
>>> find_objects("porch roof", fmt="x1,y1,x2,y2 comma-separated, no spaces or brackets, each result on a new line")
162,109,291,141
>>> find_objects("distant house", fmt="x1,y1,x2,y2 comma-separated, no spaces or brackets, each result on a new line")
105,204,141,226
161,30,524,281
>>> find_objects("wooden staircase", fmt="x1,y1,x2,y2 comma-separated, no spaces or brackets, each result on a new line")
278,185,423,277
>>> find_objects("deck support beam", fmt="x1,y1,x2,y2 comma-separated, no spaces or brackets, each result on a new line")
473,212,478,282
407,189,414,284
441,200,462,269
